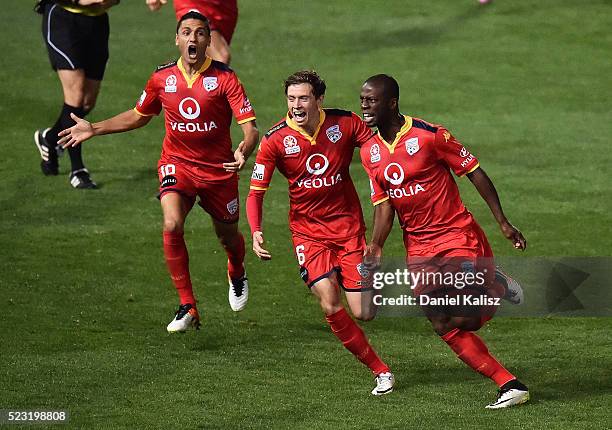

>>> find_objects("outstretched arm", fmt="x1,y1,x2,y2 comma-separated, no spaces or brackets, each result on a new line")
364,199,395,268
58,110,152,148
467,167,527,250
223,121,259,172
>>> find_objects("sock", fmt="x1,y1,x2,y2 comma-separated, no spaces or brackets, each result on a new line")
441,328,515,387
163,231,196,305
325,308,389,375
47,103,86,171
225,231,246,280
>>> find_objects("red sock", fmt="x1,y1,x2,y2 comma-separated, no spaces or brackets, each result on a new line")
326,308,389,375
226,232,245,280
441,328,515,387
163,231,195,305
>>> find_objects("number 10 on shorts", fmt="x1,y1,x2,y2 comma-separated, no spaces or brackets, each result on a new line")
159,164,176,177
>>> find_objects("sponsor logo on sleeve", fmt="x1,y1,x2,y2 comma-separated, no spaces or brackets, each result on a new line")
165,75,177,93
326,125,342,143
251,163,265,181
405,137,420,155
460,147,469,158
283,135,300,155
203,77,218,92
226,198,238,215
138,90,147,107
370,143,381,163
239,97,253,114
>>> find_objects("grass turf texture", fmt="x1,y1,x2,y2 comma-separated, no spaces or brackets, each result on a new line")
1,0,611,428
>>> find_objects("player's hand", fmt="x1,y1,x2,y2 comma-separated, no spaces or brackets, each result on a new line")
223,141,246,172
145,0,166,11
500,221,527,251
252,231,271,260
363,243,383,270
58,113,95,148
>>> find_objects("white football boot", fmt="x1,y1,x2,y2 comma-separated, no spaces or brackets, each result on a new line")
496,267,524,305
371,372,395,396
228,268,248,312
166,303,200,333
486,380,530,409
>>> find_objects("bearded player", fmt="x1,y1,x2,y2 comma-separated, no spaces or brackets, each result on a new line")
146,0,237,65
246,70,394,395
59,12,258,332
359,74,528,408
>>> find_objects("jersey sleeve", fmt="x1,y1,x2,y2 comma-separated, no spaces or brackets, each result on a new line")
134,74,162,117
433,126,479,176
249,136,278,191
360,146,389,206
223,72,256,124
351,112,375,148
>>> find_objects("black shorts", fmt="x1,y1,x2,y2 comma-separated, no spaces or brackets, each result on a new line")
41,2,109,80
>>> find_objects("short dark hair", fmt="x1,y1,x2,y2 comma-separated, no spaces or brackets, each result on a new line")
364,74,400,101
176,11,210,35
284,70,326,98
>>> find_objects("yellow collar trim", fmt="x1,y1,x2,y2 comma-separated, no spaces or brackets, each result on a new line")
285,110,326,145
177,57,212,89
377,115,413,154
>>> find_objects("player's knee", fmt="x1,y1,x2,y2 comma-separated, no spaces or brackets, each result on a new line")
162,218,184,234
82,100,96,114
319,299,343,316
352,306,376,322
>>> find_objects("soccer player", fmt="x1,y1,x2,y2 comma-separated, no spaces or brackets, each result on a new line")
359,74,528,408
146,0,237,64
58,11,259,332
246,70,394,395
34,0,121,188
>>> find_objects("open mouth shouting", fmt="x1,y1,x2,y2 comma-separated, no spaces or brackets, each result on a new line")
362,112,376,126
292,109,307,124
187,44,198,60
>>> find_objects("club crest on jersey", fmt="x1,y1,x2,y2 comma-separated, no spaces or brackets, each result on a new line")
165,75,177,93
370,143,381,163
405,137,420,155
203,77,218,92
283,135,300,155
326,125,342,143
226,198,238,215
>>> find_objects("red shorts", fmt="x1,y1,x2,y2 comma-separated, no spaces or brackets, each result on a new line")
291,234,369,291
175,0,238,44
157,158,239,223
405,223,500,318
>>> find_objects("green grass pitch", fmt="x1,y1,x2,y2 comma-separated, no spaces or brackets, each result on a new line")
1,0,611,428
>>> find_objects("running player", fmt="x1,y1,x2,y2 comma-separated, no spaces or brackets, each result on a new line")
58,11,259,331
246,70,394,395
359,74,528,408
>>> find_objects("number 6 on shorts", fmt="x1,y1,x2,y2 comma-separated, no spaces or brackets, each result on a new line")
295,244,305,265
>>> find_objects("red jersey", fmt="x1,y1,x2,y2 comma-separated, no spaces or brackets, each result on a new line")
360,116,480,242
134,57,255,182
249,109,374,239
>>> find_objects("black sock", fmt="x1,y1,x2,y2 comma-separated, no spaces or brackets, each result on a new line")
51,104,88,171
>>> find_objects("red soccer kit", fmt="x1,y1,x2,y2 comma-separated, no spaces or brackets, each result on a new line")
361,116,496,297
134,57,255,222
173,0,238,44
248,109,374,289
